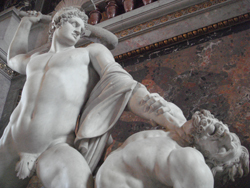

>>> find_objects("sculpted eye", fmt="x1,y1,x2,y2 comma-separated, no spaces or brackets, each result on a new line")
70,21,77,27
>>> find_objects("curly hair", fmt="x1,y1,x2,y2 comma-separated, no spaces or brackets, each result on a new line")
208,145,249,184
48,7,88,40
191,110,249,183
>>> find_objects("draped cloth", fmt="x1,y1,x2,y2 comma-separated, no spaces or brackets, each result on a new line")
74,63,137,172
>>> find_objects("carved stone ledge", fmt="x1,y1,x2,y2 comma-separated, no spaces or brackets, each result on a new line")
0,59,20,80
113,0,229,40
111,0,250,56
114,12,250,61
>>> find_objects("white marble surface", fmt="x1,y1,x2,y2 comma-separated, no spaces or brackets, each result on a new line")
95,110,249,188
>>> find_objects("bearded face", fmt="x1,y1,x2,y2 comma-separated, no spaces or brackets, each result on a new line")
190,110,249,182
192,110,242,167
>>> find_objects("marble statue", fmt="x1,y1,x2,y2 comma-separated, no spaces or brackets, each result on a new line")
0,4,187,188
95,110,249,188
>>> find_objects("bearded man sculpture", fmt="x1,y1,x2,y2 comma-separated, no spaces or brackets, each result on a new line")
0,4,187,188
95,110,249,188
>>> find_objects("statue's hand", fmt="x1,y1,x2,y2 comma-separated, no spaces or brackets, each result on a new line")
82,23,92,37
140,93,170,127
19,10,51,23
26,10,42,23
21,10,43,24
140,93,187,128
140,93,170,114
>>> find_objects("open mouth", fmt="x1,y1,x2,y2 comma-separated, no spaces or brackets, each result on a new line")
210,124,225,137
210,126,217,135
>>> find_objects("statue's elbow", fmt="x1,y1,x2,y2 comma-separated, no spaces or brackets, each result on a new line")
105,36,118,50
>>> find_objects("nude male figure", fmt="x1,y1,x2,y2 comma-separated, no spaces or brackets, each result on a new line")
95,110,249,188
0,7,186,188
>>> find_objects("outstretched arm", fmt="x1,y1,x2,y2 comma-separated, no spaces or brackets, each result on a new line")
7,11,42,74
87,43,186,130
127,83,187,130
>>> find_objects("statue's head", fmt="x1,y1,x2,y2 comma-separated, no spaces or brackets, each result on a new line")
191,110,249,183
49,7,88,41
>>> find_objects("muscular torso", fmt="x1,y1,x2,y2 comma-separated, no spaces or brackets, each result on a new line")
96,130,181,188
96,130,212,188
9,48,99,154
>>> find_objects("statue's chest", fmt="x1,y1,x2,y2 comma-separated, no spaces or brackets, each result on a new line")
27,50,90,76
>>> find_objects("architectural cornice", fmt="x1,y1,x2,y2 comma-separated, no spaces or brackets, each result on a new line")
0,59,19,80
112,0,234,41
113,12,250,61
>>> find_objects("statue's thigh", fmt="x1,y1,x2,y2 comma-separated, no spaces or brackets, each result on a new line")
36,143,93,188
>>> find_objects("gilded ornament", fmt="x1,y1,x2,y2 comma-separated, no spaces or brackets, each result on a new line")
244,13,249,19
203,27,208,32
188,32,193,37
163,40,168,45
147,21,154,28
188,7,197,13
218,22,223,28
233,17,239,22
197,29,203,34
174,12,182,18
203,2,212,8
160,16,168,23
182,34,188,39
223,21,228,26
212,24,218,29
121,30,129,37
133,26,142,32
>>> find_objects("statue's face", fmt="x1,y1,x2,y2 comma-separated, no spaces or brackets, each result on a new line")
195,118,242,164
55,16,85,46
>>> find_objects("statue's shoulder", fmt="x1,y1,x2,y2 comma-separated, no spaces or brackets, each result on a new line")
169,147,203,163
168,147,213,187
85,43,109,52
168,147,208,174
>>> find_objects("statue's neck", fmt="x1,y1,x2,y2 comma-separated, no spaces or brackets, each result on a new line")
49,42,75,53
49,35,76,53
169,120,195,147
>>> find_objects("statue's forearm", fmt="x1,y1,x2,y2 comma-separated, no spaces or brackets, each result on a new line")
84,24,118,50
7,18,32,61
127,83,187,130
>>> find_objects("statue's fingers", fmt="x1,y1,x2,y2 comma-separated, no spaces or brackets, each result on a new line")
149,93,161,100
156,106,171,115
140,94,150,105
144,97,157,112
148,100,163,113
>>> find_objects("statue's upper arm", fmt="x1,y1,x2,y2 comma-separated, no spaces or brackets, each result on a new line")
168,147,214,188
7,54,31,75
87,43,116,77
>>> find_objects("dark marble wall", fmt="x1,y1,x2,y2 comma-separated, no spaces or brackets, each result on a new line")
0,75,25,136
0,74,10,119
108,21,250,187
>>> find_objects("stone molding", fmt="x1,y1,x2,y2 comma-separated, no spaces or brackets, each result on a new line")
0,59,19,80
114,12,250,61
113,0,232,41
